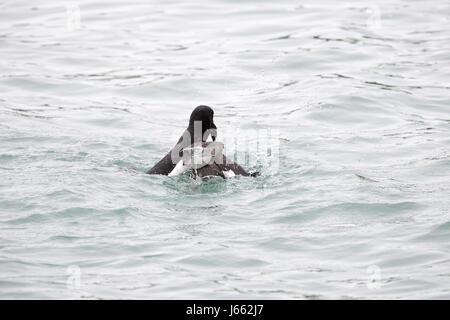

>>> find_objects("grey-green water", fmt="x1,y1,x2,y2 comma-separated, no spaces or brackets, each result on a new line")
1,0,450,299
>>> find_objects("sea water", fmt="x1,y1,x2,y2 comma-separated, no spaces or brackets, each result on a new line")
0,0,449,299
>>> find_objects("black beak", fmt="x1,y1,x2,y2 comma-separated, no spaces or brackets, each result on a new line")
211,129,217,141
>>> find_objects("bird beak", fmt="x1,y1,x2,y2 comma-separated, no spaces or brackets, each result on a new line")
211,122,217,141
210,128,217,141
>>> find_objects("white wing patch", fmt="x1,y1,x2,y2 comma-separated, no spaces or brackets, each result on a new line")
223,170,235,178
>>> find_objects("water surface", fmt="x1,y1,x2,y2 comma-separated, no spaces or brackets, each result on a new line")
0,0,449,299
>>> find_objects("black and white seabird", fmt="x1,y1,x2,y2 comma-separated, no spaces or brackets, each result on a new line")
147,105,255,178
